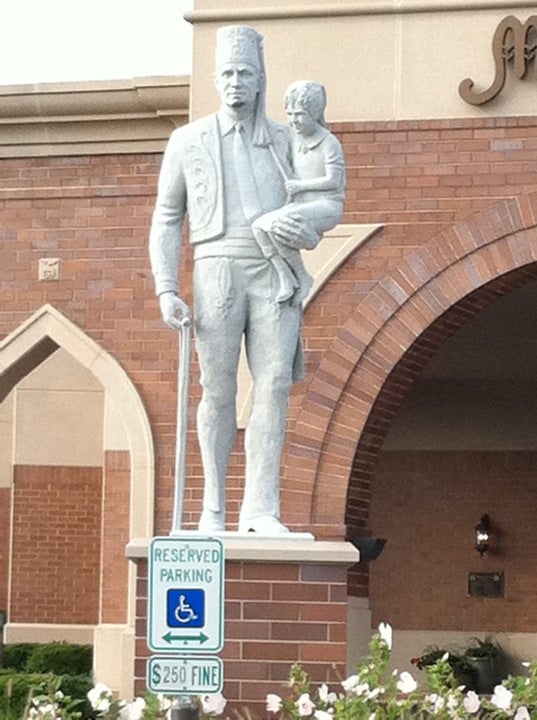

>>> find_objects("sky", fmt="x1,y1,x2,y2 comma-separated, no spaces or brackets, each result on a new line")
0,0,193,85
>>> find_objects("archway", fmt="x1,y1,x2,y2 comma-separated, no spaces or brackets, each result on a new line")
282,191,537,535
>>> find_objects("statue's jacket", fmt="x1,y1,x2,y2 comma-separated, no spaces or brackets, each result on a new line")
150,113,292,297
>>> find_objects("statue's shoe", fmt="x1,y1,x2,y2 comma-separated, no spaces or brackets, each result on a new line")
198,509,225,533
238,515,290,534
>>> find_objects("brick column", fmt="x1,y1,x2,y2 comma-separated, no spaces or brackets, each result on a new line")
127,537,358,713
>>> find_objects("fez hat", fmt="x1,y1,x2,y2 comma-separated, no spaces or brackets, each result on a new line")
215,25,270,146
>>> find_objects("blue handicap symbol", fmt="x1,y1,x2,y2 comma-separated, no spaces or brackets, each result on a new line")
167,589,205,628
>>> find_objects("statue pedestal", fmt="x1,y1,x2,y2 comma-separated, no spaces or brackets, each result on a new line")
127,536,359,711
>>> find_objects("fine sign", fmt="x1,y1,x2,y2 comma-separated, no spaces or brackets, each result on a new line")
148,536,224,653
147,656,223,695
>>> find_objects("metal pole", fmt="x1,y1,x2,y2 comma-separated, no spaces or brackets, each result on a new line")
171,298,192,535
170,698,199,720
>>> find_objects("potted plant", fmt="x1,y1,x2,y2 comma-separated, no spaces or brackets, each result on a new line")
412,646,476,690
464,636,500,694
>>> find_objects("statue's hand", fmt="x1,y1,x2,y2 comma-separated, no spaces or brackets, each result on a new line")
270,212,306,249
285,179,303,197
271,212,320,251
159,292,191,331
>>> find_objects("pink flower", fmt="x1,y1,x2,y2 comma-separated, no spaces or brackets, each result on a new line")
491,686,513,712
463,691,481,714
201,693,227,715
266,694,283,713
314,711,332,720
296,693,315,717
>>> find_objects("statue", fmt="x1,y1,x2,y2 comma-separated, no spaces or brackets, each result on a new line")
252,80,345,304
149,25,345,534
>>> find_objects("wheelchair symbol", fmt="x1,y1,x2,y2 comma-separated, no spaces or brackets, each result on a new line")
174,594,198,623
167,589,205,628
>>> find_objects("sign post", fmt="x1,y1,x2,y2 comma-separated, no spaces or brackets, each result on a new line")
148,536,224,696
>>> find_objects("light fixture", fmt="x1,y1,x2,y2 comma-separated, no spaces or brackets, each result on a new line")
475,513,491,557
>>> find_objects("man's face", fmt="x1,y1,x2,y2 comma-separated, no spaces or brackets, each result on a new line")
216,62,261,111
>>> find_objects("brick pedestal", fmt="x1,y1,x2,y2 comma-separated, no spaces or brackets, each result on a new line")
127,537,358,713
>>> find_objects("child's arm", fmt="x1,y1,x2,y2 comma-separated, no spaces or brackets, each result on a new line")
286,170,340,195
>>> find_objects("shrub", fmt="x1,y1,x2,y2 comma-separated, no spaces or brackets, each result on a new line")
25,642,93,676
2,643,39,672
0,671,48,718
0,671,95,720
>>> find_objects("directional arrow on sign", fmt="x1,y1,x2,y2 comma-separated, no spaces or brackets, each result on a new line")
163,631,209,644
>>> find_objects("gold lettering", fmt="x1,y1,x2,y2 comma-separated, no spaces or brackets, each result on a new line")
459,15,537,105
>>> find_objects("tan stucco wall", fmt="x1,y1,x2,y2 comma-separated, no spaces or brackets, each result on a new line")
14,349,104,467
188,0,537,122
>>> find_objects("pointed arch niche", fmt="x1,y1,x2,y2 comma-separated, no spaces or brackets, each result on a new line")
0,304,154,697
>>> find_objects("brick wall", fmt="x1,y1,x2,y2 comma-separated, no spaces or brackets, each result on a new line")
101,451,131,623
369,451,537,631
0,487,10,613
3,116,537,589
2,118,537,536
10,465,102,624
134,558,349,713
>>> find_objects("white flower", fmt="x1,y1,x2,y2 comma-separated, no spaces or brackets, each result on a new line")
87,683,113,712
515,707,530,720
296,693,315,716
491,685,513,711
396,671,417,694
318,684,337,705
119,697,146,720
341,675,360,691
314,710,333,720
463,691,481,714
31,702,58,719
378,622,393,650
366,687,381,701
157,695,173,711
426,693,445,714
201,693,227,715
266,693,283,713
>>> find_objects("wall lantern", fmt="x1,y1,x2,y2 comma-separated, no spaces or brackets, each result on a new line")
475,513,491,557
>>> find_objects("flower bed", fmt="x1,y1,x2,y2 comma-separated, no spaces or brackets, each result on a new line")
26,624,537,719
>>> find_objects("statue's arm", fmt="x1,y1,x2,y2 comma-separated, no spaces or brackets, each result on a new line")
149,131,188,329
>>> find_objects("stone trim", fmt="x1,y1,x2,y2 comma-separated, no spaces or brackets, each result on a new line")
5,623,94,644
186,0,537,23
126,536,359,564
0,76,189,158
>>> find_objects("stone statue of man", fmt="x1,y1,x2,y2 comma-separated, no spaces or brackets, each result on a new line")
149,25,321,534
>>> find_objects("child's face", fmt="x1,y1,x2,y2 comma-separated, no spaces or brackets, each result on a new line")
286,104,317,137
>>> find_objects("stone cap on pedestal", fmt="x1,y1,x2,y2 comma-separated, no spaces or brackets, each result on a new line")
126,535,360,564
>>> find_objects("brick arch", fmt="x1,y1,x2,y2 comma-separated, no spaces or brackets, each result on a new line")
282,191,537,537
